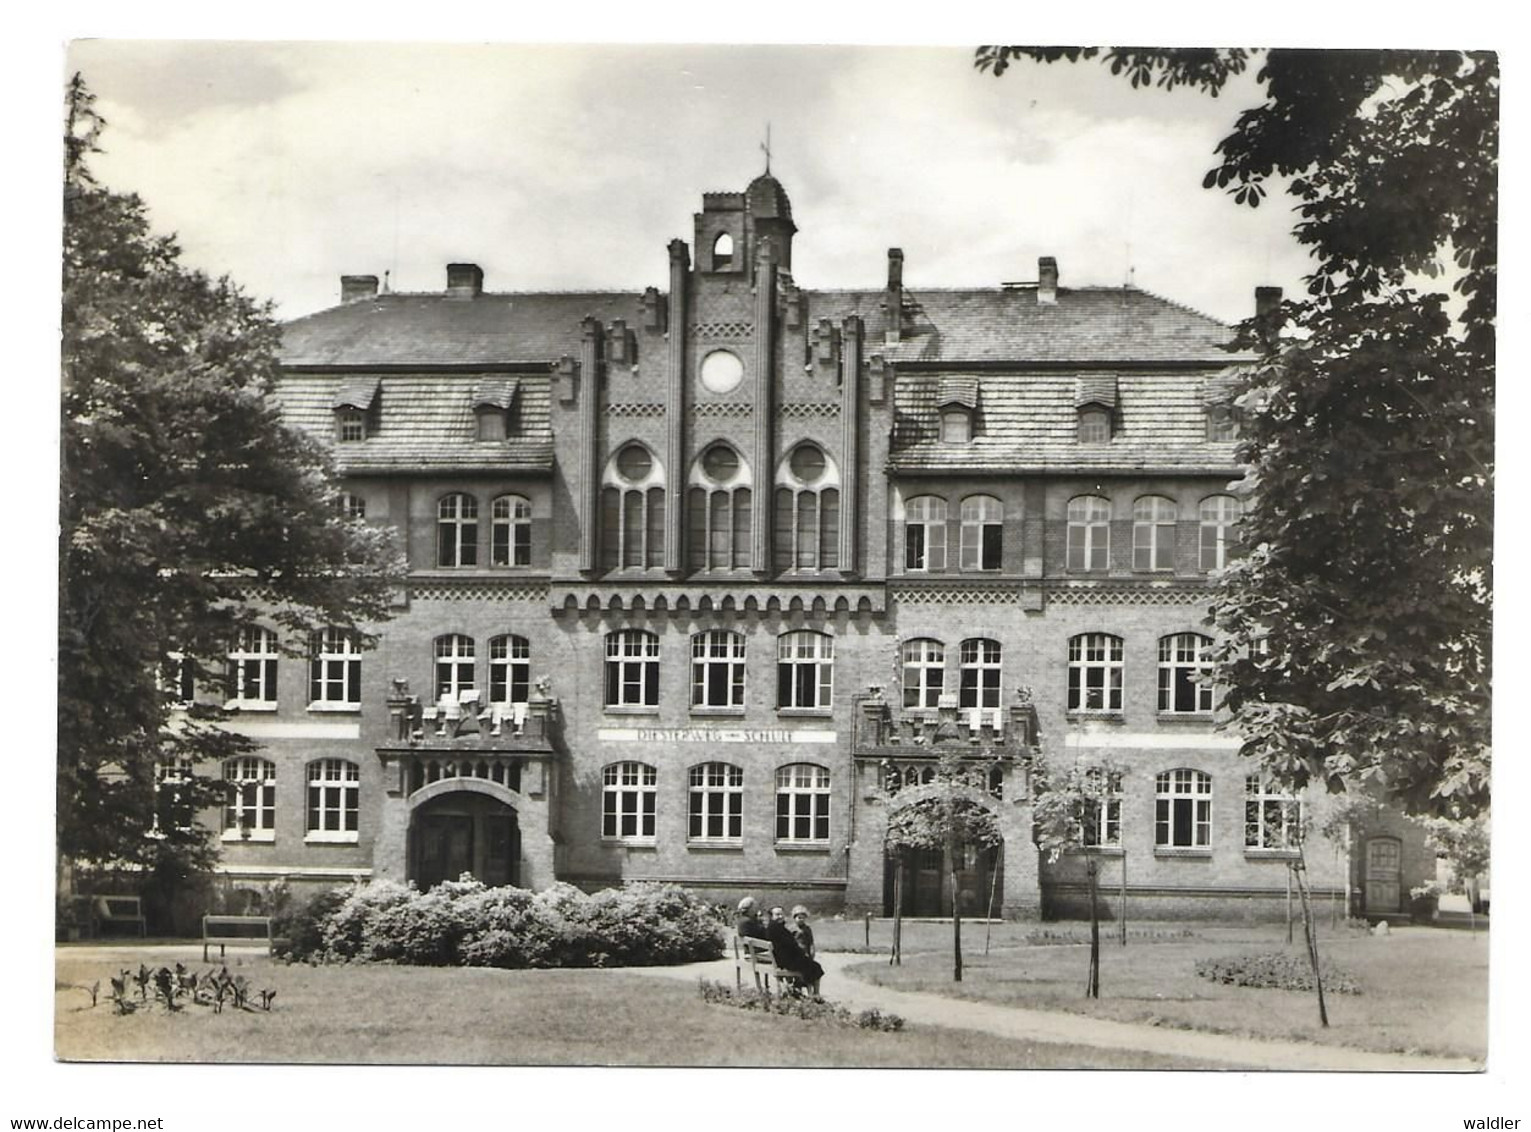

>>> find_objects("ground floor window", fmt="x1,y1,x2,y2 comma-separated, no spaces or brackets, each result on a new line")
688,761,743,841
775,763,830,843
1244,776,1302,849
1155,768,1211,848
306,759,360,841
223,756,276,840
602,761,656,841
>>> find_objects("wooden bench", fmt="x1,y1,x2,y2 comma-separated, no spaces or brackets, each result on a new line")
89,895,147,938
202,914,274,962
733,934,803,997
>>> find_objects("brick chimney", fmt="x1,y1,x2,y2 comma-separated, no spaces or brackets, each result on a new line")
1038,257,1058,305
885,248,905,346
446,263,484,299
341,275,379,304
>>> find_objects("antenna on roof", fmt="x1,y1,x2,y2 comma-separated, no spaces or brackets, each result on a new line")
760,122,772,174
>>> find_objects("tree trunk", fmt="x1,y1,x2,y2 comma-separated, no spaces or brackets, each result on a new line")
946,834,963,982
984,842,1001,956
1285,864,1294,944
890,851,903,966
1086,857,1101,998
1293,853,1329,1028
1118,851,1127,947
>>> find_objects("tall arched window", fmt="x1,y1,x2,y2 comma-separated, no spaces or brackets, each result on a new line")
1067,632,1124,713
776,763,831,843
1066,495,1111,572
691,629,746,710
433,634,476,701
1199,494,1243,571
688,443,751,570
1156,769,1212,848
903,495,948,572
1158,632,1213,714
901,638,946,708
228,626,278,706
605,629,660,708
491,494,532,567
959,638,1002,710
602,762,657,841
1133,495,1178,571
488,634,530,707
223,756,276,841
437,493,479,567
959,494,1003,571
688,762,744,842
601,444,665,569
306,759,359,842
773,444,840,572
778,630,834,710
1083,768,1123,847
1245,776,1302,849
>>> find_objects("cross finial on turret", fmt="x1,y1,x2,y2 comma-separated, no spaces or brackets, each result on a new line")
760,123,772,174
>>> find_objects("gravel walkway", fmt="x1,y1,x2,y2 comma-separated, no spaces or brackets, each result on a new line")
631,950,1481,1073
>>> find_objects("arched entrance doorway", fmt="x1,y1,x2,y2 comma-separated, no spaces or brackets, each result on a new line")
408,791,520,890
883,842,1004,918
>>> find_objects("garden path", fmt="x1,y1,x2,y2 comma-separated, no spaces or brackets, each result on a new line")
629,949,1482,1073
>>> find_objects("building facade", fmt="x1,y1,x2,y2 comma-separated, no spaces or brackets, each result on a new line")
190,172,1427,920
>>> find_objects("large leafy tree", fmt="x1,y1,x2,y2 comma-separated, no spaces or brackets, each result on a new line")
60,75,403,886
977,49,1495,817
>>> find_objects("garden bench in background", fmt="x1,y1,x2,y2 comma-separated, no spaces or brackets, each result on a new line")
88,895,147,938
202,914,274,962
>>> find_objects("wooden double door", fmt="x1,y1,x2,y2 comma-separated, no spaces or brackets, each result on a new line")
409,793,520,890
884,843,1003,918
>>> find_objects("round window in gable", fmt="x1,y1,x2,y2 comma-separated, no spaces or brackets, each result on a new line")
616,444,653,483
702,444,740,483
700,350,744,395
789,443,826,485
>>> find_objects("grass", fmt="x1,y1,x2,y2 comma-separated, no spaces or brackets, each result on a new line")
847,924,1488,1061
54,948,1215,1068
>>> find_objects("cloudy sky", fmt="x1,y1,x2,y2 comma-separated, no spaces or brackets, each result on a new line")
66,40,1319,326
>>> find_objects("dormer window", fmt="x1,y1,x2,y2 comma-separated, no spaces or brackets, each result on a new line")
472,379,518,442
331,377,380,442
940,407,972,443
1078,407,1112,444
1206,404,1241,442
936,376,979,444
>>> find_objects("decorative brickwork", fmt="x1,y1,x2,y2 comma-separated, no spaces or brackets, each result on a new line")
691,401,754,418
605,402,667,418
408,579,550,603
1044,583,1210,607
778,401,841,419
692,319,754,339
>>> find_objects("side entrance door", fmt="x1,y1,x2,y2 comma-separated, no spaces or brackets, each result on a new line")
1365,837,1402,914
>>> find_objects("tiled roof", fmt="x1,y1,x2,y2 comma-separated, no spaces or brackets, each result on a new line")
280,292,644,368
811,285,1239,365
889,372,1242,474
331,377,380,410
1074,374,1118,409
274,372,554,474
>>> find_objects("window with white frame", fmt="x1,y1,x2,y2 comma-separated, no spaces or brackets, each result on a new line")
223,756,276,840
1158,633,1214,713
306,759,359,841
1133,495,1178,571
228,626,278,707
338,492,367,519
1078,406,1111,444
773,444,840,572
959,638,1002,710
1067,633,1124,713
163,651,195,706
434,634,476,701
337,409,367,443
1199,495,1243,571
959,494,1003,571
902,638,947,709
1244,776,1303,849
1066,495,1111,571
308,629,361,707
491,494,532,567
602,761,656,840
777,630,834,710
691,630,746,710
601,444,666,570
940,406,972,444
904,495,948,572
437,493,479,567
153,758,196,836
488,634,530,707
688,444,752,571
688,762,744,841
1082,769,1123,848
1156,769,1212,848
605,629,660,708
776,763,831,843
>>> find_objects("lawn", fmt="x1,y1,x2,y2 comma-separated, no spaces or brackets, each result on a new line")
846,924,1488,1061
54,948,1215,1068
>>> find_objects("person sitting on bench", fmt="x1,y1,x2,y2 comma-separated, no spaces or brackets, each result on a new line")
735,896,768,940
767,905,824,999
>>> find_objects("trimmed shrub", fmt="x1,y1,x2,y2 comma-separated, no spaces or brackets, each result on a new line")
1195,952,1361,994
308,877,723,968
272,887,348,962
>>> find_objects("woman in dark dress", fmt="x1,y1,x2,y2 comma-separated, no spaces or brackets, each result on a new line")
767,906,823,998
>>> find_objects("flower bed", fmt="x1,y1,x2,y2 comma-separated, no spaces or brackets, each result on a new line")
697,980,904,1031
1194,952,1361,994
